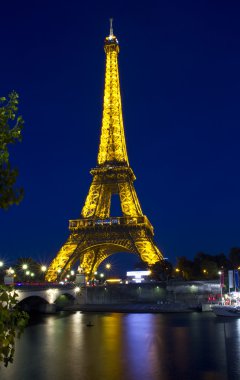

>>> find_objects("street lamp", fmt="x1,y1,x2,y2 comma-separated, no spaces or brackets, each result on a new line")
105,264,111,280
0,261,4,268
100,273,104,283
41,265,47,272
22,264,28,270
218,271,223,303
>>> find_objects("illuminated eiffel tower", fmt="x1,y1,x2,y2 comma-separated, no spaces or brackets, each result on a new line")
46,21,163,282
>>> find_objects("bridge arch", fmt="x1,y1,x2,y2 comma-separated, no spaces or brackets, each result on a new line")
18,295,49,312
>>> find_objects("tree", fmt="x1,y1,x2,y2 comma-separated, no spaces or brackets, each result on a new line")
14,257,43,282
176,256,195,280
194,252,220,280
229,247,240,269
0,91,24,209
0,93,27,367
0,286,29,367
150,260,173,281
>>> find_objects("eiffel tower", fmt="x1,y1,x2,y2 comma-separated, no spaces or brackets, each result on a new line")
46,22,163,282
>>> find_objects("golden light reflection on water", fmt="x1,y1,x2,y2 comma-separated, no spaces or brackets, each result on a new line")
1,312,240,380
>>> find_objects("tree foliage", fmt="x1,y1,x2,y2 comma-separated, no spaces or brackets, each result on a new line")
0,286,29,367
150,260,173,281
14,257,44,282
176,248,240,280
229,247,240,269
0,91,24,209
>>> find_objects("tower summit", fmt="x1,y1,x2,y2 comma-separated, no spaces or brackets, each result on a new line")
46,24,163,282
98,18,129,166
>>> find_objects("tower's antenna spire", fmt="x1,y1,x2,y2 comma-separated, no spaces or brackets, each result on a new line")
109,18,113,37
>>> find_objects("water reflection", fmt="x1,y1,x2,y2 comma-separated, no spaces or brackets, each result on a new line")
1,312,240,380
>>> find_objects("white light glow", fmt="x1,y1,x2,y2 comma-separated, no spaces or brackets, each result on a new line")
46,289,59,304
126,270,151,278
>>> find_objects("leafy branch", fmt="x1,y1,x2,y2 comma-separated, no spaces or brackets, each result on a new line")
0,286,29,367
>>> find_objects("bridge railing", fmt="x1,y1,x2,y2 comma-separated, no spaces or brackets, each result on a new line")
13,283,76,291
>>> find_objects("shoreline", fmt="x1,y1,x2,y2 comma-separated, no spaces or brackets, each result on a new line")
63,303,200,313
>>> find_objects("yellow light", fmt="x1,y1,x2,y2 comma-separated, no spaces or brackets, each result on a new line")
106,278,121,283
105,263,111,270
22,264,28,270
46,289,59,304
175,268,180,272
41,265,47,272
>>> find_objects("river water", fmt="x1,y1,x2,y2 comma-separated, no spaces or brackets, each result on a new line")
1,311,240,380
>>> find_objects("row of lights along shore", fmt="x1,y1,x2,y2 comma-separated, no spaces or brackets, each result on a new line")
0,261,48,279
0,260,112,284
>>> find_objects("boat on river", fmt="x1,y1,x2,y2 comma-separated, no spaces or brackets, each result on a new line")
212,305,240,317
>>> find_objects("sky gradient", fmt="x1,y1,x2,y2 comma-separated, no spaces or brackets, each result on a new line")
1,1,240,274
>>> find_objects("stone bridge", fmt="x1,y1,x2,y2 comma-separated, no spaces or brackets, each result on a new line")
14,284,81,313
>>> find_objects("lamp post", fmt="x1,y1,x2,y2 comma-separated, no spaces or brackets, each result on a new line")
0,261,4,284
105,263,111,280
40,265,47,282
218,271,223,304
41,265,47,272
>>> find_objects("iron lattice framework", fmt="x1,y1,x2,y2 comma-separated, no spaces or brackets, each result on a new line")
46,26,163,282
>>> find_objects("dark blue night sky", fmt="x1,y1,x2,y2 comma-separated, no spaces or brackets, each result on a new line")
1,1,240,273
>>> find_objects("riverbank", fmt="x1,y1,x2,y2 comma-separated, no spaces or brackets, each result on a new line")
63,302,199,313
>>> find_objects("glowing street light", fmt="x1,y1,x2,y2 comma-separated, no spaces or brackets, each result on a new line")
105,263,111,270
41,265,47,272
218,271,223,303
0,260,4,268
70,270,75,276
74,286,80,293
22,264,28,270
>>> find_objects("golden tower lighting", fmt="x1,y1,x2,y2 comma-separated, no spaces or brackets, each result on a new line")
46,21,163,282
